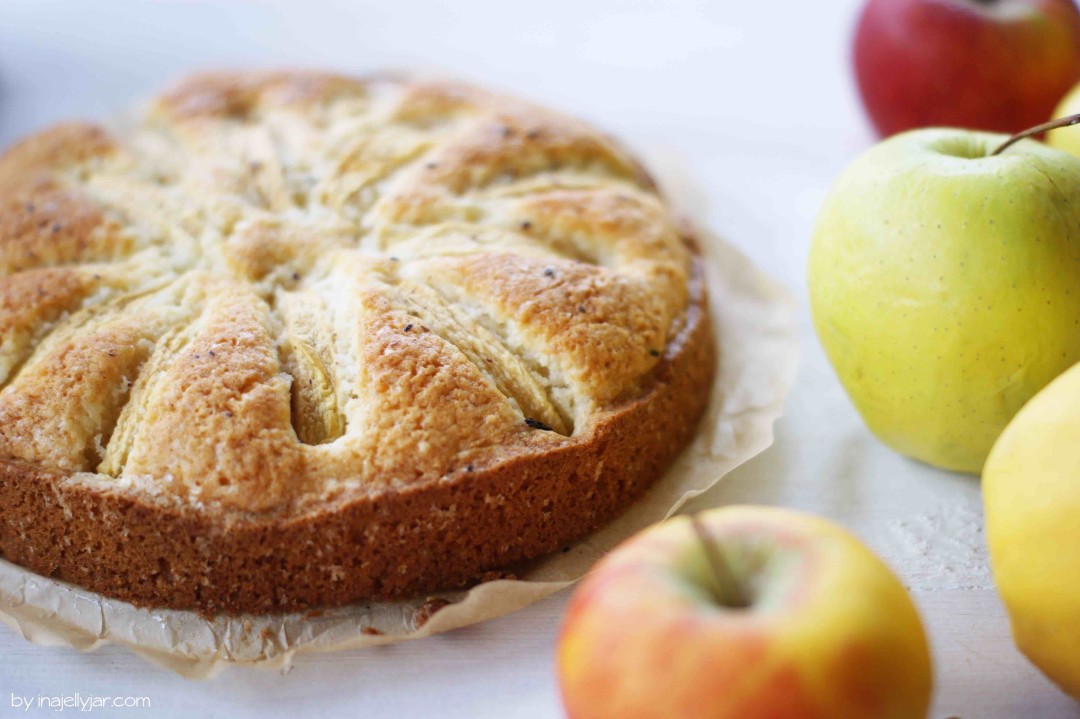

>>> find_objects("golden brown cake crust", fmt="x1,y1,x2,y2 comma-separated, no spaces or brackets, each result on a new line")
0,71,715,613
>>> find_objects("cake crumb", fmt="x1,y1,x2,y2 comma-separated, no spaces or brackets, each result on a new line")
476,570,518,583
413,597,451,628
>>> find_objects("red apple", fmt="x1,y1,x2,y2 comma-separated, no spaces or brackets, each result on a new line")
853,0,1080,137
556,506,933,719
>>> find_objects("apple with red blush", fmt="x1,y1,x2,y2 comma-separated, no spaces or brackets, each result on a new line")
854,0,1080,136
556,506,933,719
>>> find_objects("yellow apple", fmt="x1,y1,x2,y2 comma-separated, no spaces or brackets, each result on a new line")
810,128,1080,473
556,506,932,719
984,360,1080,698
1048,83,1080,157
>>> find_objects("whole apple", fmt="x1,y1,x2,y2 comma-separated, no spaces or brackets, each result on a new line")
809,128,1080,473
556,506,932,719
854,0,1080,137
984,361,1080,699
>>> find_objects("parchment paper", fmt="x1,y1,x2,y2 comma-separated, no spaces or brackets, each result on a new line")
0,150,799,679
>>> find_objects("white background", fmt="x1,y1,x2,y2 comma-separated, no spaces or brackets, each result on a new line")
0,1,1076,717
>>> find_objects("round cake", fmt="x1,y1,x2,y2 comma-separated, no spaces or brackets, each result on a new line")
0,71,715,614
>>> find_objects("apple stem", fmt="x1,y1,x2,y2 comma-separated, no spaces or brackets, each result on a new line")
991,113,1080,156
690,514,749,609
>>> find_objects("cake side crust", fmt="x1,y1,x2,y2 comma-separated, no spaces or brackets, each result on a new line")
0,253,714,614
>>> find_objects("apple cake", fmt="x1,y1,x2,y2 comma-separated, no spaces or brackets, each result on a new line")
0,71,714,614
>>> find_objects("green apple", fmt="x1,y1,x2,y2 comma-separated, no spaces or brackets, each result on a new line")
809,128,1080,473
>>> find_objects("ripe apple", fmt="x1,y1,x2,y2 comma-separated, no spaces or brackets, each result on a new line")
809,128,1080,473
556,506,932,719
853,0,1080,137
1049,82,1080,155
984,361,1080,698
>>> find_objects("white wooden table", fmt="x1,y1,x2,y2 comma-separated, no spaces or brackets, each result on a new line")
1,1,1077,717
